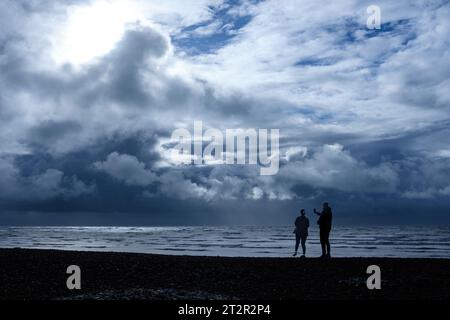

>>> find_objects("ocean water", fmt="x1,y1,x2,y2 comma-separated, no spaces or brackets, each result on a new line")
1,226,450,258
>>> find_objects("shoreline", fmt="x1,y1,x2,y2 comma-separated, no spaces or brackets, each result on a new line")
2,246,450,260
1,248,450,300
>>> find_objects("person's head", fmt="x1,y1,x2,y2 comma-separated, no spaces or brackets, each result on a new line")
300,209,306,216
323,202,329,209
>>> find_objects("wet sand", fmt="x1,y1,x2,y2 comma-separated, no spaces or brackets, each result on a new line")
1,249,449,300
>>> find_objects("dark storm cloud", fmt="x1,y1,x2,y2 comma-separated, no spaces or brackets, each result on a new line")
28,120,82,146
106,27,169,106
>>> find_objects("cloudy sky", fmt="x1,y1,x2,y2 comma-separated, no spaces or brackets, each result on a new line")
0,0,449,225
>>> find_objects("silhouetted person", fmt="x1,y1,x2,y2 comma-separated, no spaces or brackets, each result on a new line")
314,202,333,258
293,209,309,257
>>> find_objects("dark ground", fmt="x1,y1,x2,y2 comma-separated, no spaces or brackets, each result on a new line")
0,249,449,300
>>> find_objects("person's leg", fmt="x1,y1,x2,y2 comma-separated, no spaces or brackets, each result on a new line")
325,232,331,257
294,235,300,256
320,230,326,257
301,236,306,256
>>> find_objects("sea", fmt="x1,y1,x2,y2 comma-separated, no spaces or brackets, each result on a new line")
1,225,450,258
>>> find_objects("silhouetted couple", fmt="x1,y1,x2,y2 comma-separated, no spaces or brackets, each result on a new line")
293,202,333,258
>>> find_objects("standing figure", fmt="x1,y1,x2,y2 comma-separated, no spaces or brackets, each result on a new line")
293,209,309,257
314,202,333,258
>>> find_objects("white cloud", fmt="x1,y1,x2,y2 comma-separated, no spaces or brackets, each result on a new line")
284,146,308,162
439,186,450,197
402,189,436,200
94,152,157,187
188,20,224,37
402,186,450,199
158,171,215,200
278,144,399,193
